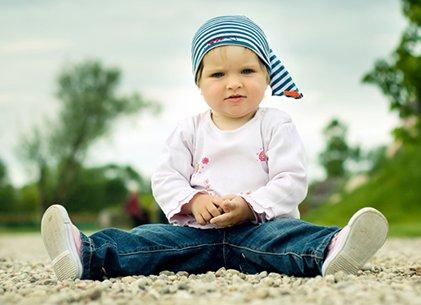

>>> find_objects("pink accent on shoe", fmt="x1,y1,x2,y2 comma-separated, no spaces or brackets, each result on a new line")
327,226,350,257
71,224,82,257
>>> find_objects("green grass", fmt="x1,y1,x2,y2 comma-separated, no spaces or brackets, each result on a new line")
303,141,421,237
0,227,39,234
0,222,102,235
388,223,421,237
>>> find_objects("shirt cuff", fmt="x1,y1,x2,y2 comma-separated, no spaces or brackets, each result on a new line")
240,195,267,223
167,189,207,224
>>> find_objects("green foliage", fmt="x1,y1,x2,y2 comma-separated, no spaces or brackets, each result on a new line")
319,118,361,178
362,0,420,142
61,164,153,213
0,163,156,230
49,60,160,204
63,166,126,213
0,185,16,212
303,140,421,236
365,145,388,173
0,158,7,185
0,159,15,212
18,59,162,214
403,0,421,25
0,159,37,215
14,184,39,213
0,183,39,230
51,60,161,165
140,192,161,223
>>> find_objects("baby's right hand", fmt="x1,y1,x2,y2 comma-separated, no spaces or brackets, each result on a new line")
188,193,224,225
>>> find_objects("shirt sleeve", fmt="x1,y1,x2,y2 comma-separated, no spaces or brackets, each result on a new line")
151,121,204,225
241,121,308,221
245,201,265,224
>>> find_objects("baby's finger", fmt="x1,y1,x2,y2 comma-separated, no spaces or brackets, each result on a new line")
225,200,236,210
209,213,231,225
218,200,228,212
207,204,222,218
221,200,235,212
195,214,206,225
201,210,213,222
211,196,224,207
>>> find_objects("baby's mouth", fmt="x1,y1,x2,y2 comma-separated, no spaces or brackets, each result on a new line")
225,95,246,101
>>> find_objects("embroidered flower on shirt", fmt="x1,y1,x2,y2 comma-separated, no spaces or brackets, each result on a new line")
194,156,210,174
239,190,252,197
204,178,210,185
257,149,267,161
240,190,252,195
203,178,214,193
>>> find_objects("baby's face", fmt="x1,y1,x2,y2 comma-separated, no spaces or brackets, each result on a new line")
198,45,269,122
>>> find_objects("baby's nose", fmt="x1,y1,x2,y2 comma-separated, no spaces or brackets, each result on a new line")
226,76,243,89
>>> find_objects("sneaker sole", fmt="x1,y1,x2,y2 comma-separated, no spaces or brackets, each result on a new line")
41,204,83,280
322,207,388,276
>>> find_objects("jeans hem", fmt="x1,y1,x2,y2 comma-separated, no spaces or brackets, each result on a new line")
80,232,93,280
314,227,341,261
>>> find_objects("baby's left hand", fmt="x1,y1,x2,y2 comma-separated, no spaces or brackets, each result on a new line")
210,194,255,228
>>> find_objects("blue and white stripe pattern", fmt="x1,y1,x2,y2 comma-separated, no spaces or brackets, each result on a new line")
192,15,303,99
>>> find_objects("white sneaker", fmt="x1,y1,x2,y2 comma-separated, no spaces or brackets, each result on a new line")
321,207,388,276
41,204,83,280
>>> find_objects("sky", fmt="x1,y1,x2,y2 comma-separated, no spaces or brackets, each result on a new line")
0,0,407,186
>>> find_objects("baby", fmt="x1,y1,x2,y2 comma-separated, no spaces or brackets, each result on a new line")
41,15,388,281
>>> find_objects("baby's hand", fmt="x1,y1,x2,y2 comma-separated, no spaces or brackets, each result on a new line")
186,193,224,225
209,195,255,228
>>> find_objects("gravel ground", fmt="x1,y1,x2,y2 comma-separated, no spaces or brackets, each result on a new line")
0,233,420,305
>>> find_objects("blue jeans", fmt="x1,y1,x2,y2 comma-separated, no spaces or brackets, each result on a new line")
80,218,340,279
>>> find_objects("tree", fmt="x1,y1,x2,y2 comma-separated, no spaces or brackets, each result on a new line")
0,158,7,186
319,118,361,178
20,129,51,212
366,145,387,173
0,158,17,212
20,59,161,214
64,164,133,213
362,0,420,143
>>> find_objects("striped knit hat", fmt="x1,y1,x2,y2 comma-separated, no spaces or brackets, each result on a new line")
192,15,303,99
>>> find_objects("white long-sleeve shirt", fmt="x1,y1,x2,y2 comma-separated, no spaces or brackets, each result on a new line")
151,107,308,229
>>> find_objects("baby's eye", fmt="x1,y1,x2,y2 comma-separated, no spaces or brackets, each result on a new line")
241,68,255,74
210,72,224,78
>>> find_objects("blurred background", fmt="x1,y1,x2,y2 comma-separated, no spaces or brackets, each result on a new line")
0,0,419,235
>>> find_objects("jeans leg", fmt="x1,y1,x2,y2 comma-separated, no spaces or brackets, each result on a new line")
224,218,340,277
79,224,225,280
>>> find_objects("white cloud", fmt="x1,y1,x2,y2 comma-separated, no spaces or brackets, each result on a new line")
0,39,73,54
